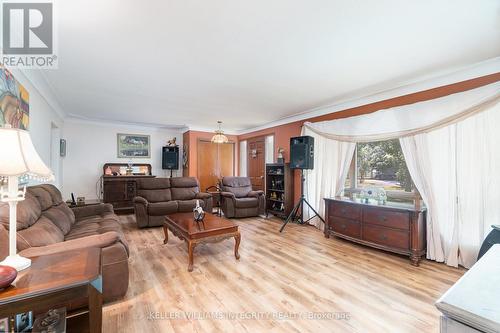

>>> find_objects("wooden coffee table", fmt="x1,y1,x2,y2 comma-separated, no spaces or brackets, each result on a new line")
163,212,241,272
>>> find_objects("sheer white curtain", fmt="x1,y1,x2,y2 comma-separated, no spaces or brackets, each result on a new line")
302,127,355,229
303,81,500,268
400,102,500,268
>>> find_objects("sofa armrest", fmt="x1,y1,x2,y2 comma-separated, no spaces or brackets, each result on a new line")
248,190,264,197
72,203,114,219
133,196,148,205
195,192,212,200
220,191,235,199
18,231,128,258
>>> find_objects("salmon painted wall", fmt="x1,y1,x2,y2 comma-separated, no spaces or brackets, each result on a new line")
238,121,304,203
182,130,239,178
238,72,500,205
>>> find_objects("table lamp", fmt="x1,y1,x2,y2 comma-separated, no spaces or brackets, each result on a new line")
0,125,54,271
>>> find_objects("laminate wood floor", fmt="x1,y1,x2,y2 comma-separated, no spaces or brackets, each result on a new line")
103,215,464,333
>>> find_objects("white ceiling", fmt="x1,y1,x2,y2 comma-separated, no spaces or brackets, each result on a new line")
43,0,500,132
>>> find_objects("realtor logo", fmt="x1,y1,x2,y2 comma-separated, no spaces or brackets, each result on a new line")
1,1,57,68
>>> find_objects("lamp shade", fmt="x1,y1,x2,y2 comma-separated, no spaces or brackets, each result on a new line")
210,121,229,144
0,127,54,181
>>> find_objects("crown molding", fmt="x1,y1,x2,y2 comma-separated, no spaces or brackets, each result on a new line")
65,114,186,131
237,57,500,135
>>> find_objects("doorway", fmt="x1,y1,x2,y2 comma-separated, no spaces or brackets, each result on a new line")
50,123,61,187
247,136,266,191
197,140,235,191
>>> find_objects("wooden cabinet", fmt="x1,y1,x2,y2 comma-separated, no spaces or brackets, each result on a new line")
324,198,426,265
265,163,294,218
102,163,155,214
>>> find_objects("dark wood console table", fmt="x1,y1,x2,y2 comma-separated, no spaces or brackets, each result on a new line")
102,163,155,214
0,248,102,332
324,198,426,265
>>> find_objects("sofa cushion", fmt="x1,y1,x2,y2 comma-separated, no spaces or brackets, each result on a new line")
0,192,41,230
170,177,199,188
17,217,65,251
137,189,172,203
65,218,123,240
137,178,170,190
227,186,252,198
170,177,200,200
234,197,259,208
177,199,205,212
42,203,76,235
38,184,64,205
222,177,252,188
27,186,54,211
148,201,178,216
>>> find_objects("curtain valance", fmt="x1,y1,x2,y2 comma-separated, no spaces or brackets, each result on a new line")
303,81,500,142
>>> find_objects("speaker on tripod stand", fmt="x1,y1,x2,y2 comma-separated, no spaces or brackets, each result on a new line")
280,136,324,232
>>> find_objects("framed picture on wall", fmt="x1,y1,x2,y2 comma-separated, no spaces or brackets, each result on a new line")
117,133,151,158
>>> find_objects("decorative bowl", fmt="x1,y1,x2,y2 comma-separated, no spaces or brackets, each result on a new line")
0,265,17,289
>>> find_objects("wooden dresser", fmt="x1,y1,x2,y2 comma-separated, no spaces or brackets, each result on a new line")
324,198,426,265
102,163,155,214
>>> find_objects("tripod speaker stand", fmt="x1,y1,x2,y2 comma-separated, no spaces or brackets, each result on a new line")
279,169,324,232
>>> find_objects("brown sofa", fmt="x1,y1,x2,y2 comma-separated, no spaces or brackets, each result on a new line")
0,184,129,303
220,177,265,218
133,177,213,228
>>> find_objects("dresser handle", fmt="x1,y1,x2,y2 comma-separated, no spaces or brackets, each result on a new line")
381,216,387,222
380,234,388,240
341,209,347,214
340,224,347,229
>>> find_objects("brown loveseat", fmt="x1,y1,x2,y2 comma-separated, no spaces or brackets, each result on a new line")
0,184,129,303
220,177,265,218
133,177,213,228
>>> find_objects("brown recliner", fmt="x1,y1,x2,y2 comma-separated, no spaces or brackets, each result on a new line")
133,177,213,228
220,177,265,218
0,184,129,304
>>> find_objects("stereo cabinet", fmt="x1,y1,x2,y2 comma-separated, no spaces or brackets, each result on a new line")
102,163,155,214
324,198,426,266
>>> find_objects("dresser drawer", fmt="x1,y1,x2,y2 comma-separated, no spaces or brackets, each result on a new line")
329,217,361,238
363,207,410,230
329,202,361,220
362,224,409,250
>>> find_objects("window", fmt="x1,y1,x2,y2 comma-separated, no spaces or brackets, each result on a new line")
345,139,418,204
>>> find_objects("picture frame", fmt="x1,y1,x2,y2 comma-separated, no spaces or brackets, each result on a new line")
117,133,151,158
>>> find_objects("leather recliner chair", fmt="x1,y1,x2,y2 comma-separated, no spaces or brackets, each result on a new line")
220,177,265,218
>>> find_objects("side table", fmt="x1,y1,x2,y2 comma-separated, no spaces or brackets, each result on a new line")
0,248,103,333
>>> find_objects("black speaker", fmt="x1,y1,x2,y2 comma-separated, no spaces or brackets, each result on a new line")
162,146,179,170
290,136,314,169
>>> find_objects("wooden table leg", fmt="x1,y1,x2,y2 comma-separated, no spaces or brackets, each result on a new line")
188,240,196,272
234,232,241,260
163,225,169,244
88,282,103,333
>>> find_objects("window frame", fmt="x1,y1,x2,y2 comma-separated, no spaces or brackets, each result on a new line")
343,143,422,206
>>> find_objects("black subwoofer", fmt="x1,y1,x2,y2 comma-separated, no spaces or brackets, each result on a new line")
290,136,314,169
162,146,179,170
477,225,500,260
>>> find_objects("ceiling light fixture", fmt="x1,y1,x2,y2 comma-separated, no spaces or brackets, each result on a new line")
211,121,228,144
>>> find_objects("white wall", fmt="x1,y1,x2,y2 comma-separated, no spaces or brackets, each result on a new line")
9,69,65,188
62,119,183,201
